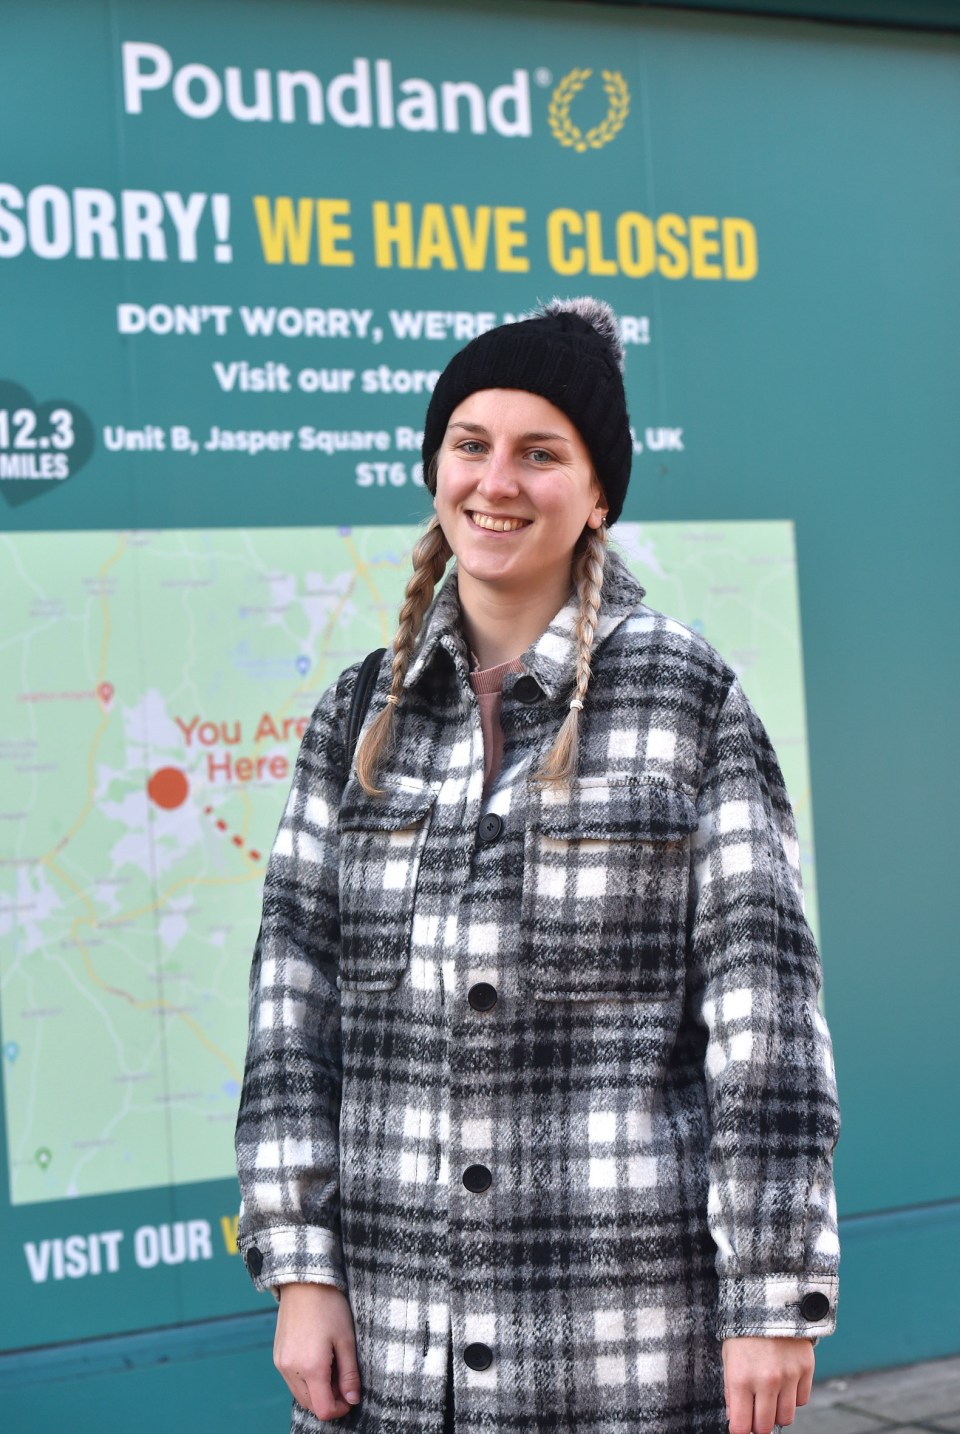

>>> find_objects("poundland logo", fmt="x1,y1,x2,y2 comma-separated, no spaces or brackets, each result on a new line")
122,43,533,138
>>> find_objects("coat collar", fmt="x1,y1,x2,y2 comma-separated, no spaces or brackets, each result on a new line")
403,548,646,701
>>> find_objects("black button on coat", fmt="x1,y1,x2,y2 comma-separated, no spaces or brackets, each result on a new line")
477,813,503,843
511,674,542,703
462,1164,493,1193
467,982,497,1012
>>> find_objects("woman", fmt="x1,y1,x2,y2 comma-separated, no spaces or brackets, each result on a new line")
236,299,841,1434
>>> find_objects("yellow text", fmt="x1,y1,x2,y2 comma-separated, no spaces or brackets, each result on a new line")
546,209,758,281
253,197,354,266
372,201,529,272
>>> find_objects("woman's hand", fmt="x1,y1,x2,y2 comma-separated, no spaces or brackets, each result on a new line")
722,1336,815,1434
274,1282,362,1421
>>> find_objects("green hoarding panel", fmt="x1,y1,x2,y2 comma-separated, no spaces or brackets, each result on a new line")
1,0,958,1371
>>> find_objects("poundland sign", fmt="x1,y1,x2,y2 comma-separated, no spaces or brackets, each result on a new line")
122,42,534,137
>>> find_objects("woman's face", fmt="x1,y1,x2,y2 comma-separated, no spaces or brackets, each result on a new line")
433,388,608,604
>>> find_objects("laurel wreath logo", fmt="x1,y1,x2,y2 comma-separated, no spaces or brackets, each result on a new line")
548,68,630,153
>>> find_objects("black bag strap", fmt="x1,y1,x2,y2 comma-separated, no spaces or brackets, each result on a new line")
345,647,387,769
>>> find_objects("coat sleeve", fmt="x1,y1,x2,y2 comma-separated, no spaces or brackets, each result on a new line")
234,674,352,1297
687,675,841,1340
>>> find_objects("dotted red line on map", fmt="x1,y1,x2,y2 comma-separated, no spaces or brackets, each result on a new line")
203,806,262,864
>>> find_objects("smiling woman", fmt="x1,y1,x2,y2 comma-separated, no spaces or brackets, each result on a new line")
235,299,841,1434
432,388,608,661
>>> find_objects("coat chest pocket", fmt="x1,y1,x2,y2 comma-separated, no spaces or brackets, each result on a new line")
338,777,438,992
521,775,699,1001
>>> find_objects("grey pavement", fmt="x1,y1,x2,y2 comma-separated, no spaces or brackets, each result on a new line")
793,1354,960,1433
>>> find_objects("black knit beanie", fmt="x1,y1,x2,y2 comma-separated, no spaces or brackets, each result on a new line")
422,297,632,526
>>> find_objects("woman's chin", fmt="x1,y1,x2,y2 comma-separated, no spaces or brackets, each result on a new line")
456,555,521,590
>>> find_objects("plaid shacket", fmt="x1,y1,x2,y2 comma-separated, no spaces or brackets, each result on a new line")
235,551,841,1434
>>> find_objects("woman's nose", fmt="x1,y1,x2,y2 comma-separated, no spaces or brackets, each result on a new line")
475,448,520,499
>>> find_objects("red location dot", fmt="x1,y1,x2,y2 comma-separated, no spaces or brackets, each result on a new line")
98,682,114,706
147,767,190,810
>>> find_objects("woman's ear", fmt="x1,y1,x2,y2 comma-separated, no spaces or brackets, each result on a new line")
587,493,609,530
587,472,609,530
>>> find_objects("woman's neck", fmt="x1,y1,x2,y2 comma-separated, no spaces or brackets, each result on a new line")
457,568,572,669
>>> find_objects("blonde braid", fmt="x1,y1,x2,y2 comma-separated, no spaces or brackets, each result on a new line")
354,516,452,795
536,525,608,784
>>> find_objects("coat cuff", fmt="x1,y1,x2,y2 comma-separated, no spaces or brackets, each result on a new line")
716,1274,838,1339
238,1224,347,1299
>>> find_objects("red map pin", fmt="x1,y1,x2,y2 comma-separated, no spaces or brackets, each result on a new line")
97,682,114,706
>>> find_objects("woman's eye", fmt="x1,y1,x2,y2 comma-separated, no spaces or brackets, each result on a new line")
529,448,554,463
459,440,486,455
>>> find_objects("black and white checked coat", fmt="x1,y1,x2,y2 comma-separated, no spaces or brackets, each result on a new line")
236,552,841,1434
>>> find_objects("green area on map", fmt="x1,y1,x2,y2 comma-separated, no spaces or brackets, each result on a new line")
0,523,817,1205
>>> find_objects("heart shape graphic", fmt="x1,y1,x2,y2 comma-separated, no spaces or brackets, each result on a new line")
0,380,95,508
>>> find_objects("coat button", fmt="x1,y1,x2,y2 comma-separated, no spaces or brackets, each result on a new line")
512,675,542,704
468,982,498,1012
799,1292,830,1322
478,813,503,843
245,1246,264,1277
463,1342,493,1371
462,1164,492,1193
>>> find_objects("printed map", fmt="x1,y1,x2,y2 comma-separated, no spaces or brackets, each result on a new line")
0,523,818,1204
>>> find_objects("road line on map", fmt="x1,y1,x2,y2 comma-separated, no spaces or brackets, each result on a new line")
94,536,126,689
171,1012,242,1081
63,914,243,1080
343,533,392,643
259,577,358,727
41,540,126,863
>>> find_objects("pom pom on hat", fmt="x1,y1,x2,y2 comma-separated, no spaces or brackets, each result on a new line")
540,295,625,372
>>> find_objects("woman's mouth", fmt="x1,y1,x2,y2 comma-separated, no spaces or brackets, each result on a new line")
468,511,531,533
